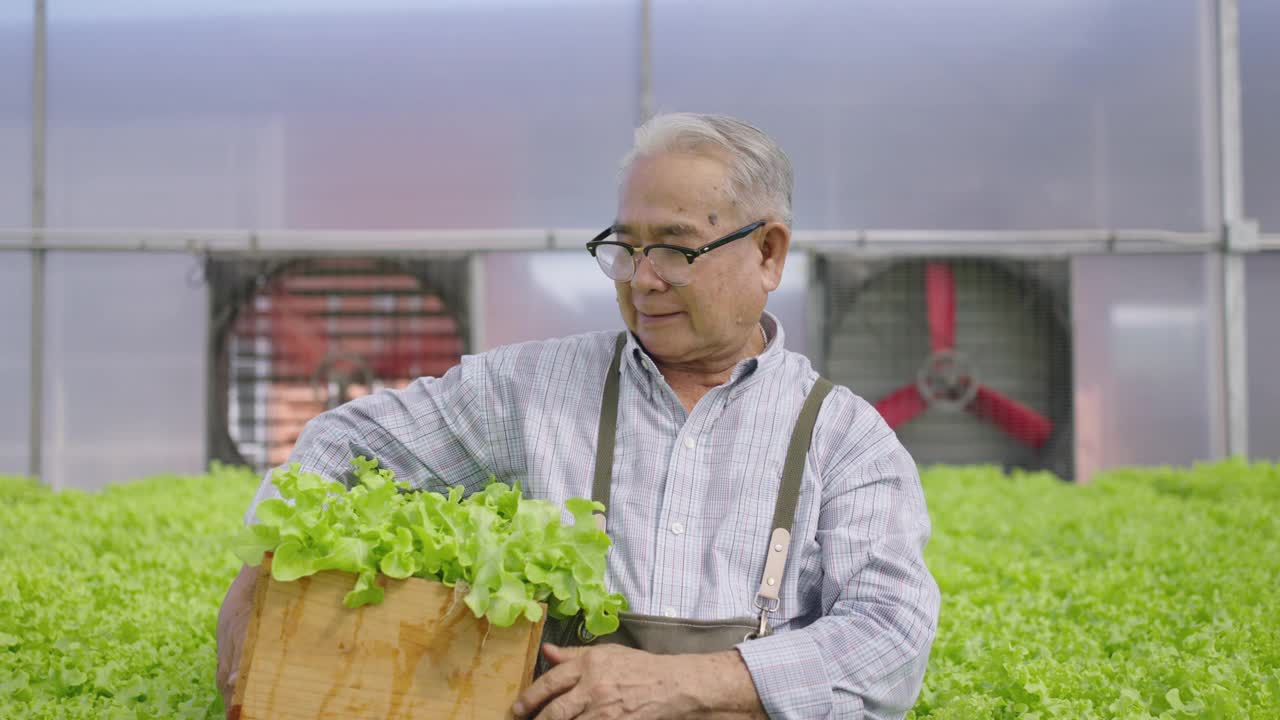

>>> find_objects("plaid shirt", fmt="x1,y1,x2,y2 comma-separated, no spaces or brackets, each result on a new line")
245,313,939,719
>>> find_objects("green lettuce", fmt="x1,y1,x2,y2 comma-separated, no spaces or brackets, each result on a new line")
232,458,628,636
2,460,1277,719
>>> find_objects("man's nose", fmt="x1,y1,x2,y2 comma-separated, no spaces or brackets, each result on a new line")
630,252,669,290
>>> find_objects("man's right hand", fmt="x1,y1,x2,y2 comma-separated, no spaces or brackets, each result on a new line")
216,564,258,719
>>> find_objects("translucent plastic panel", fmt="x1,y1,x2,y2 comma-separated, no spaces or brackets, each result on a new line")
42,253,207,491
0,254,32,475
1072,255,1217,479
0,8,31,226
1246,252,1280,459
47,1,635,230
480,250,811,360
653,0,1211,231
1241,0,1280,230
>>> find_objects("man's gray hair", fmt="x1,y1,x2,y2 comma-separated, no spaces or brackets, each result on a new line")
622,112,794,227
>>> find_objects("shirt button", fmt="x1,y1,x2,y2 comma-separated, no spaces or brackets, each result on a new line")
663,607,678,618
683,436,696,450
670,522,685,535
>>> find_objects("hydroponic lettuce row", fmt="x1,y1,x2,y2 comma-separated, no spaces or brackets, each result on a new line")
1,460,1277,719
0,464,260,720
231,457,628,635
906,460,1280,720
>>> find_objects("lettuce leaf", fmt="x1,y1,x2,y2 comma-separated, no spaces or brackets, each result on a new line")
231,458,628,632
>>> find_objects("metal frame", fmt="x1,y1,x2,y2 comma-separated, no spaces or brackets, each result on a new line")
0,227,556,254
1216,0,1253,458
17,0,1267,479
28,0,46,482
0,227,1220,256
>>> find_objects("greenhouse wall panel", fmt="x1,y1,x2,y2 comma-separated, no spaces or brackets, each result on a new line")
1247,252,1280,459
652,0,1212,231
0,6,31,227
0,253,31,475
1241,0,1280,230
40,253,207,490
1071,254,1218,479
44,1,636,230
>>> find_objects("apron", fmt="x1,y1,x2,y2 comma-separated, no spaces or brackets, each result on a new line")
540,332,833,667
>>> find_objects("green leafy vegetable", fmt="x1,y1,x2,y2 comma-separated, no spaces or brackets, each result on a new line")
231,458,628,636
1,460,1277,719
0,463,261,719
907,459,1280,720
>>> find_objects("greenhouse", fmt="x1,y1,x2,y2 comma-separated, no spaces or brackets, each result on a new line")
1,1,1278,718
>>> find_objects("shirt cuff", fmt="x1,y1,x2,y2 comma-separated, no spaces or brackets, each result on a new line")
736,629,834,719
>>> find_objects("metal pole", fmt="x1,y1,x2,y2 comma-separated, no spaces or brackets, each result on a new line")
1217,0,1250,459
467,253,486,352
638,0,654,124
29,0,47,483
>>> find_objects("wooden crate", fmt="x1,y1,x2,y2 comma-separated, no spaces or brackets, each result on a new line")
230,558,545,719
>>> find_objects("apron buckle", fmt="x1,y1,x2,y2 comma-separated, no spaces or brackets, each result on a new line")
752,608,770,639
748,594,780,639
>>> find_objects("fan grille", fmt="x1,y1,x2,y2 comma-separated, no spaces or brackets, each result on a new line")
822,256,1073,477
218,257,466,470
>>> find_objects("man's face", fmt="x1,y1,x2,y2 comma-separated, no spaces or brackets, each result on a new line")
612,151,783,366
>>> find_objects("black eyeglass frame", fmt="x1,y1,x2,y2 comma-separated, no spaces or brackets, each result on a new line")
585,220,766,279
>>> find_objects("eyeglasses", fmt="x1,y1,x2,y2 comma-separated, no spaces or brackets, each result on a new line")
586,220,765,287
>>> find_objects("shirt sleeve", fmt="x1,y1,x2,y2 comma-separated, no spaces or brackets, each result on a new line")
243,350,505,525
735,393,940,719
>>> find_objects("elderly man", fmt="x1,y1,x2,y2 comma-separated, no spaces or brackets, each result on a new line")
217,112,939,719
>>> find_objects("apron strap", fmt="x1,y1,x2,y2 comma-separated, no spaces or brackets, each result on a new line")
755,377,834,607
590,332,627,532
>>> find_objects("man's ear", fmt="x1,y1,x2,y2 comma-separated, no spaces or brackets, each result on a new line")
758,222,791,292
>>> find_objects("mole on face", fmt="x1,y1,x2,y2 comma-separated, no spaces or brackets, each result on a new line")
708,212,719,226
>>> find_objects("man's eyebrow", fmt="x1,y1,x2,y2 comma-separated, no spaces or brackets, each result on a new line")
612,222,700,237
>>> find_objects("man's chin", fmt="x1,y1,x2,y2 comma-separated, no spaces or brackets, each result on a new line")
631,328,690,361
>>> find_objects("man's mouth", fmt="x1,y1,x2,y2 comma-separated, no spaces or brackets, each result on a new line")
637,310,683,321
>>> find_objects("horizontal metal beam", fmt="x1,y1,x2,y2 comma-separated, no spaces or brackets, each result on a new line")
0,228,557,254
788,229,1218,257
1261,234,1280,251
0,226,1223,256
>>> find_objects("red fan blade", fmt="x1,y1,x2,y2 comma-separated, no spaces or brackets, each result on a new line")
969,385,1053,449
925,262,956,352
874,384,929,429
267,289,329,371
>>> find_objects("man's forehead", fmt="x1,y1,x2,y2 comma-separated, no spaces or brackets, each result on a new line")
619,151,733,201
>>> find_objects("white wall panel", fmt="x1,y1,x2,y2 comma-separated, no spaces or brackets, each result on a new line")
0,254,31,475
47,1,636,230
653,0,1212,232
1072,255,1218,479
41,253,207,490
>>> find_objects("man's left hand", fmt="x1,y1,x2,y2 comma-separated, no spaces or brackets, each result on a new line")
511,643,725,719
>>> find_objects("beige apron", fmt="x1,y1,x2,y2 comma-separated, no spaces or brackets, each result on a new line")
540,333,832,667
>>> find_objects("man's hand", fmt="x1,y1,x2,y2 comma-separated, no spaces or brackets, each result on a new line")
512,643,767,720
215,564,257,719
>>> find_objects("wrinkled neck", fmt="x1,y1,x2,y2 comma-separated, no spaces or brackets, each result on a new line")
655,325,766,413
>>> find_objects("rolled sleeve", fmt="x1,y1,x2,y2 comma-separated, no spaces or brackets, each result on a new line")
738,399,940,719
737,627,843,718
